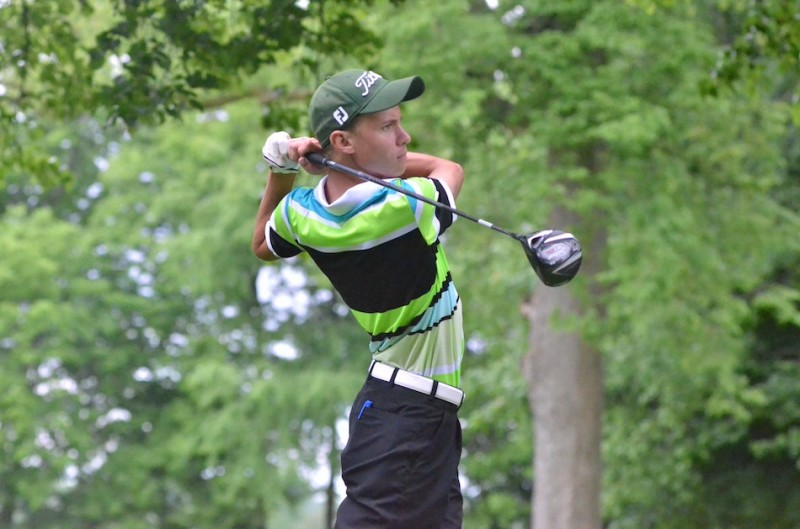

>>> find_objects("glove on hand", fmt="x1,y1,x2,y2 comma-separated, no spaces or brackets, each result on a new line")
262,131,299,174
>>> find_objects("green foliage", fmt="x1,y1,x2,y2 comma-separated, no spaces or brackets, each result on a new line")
703,0,800,103
0,0,390,188
628,0,800,122
0,202,161,526
0,85,367,529
378,1,800,527
2,1,800,528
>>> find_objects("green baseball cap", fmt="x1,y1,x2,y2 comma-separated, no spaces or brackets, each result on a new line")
309,69,425,147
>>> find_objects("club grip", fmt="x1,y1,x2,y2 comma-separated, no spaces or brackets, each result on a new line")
306,152,328,166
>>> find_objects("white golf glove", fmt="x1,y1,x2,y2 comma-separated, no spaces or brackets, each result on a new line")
262,131,299,174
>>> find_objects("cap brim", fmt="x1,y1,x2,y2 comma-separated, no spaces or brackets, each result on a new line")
361,76,425,114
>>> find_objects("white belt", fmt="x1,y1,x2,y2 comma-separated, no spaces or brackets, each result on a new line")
369,361,464,408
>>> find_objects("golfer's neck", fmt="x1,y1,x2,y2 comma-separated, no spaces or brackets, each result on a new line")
323,172,362,203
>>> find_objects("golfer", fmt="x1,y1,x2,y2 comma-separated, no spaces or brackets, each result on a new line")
252,69,466,529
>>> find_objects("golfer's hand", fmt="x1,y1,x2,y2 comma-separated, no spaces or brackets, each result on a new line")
289,137,326,176
262,132,300,173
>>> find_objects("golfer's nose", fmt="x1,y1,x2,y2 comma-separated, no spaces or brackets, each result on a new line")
398,126,411,146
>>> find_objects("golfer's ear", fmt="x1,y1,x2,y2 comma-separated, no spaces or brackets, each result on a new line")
330,130,355,154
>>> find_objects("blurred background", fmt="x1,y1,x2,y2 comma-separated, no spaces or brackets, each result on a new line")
1,1,799,528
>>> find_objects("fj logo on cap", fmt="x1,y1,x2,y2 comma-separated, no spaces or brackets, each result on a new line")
355,71,382,97
333,106,349,125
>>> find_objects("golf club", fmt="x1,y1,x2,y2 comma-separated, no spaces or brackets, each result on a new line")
305,153,582,286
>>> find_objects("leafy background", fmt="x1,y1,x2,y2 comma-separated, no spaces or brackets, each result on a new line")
1,1,799,528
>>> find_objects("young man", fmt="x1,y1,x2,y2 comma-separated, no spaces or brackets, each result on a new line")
252,69,466,529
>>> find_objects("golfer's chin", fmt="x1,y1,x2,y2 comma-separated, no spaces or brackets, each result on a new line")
386,159,407,179
374,166,405,180
359,158,406,180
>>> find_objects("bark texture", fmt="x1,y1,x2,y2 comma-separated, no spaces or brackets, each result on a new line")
522,207,604,529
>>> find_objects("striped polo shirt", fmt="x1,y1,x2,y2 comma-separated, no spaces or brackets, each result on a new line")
266,175,464,387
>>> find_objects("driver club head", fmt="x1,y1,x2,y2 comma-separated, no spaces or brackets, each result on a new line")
521,230,583,286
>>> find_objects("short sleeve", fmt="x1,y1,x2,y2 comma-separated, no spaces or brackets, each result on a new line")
397,177,458,244
430,178,456,234
266,195,304,258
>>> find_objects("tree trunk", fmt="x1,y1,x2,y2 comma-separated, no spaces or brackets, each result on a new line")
326,418,339,529
522,208,604,529
0,484,14,528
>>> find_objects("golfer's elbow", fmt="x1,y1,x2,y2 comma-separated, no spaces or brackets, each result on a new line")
446,161,465,199
253,241,279,262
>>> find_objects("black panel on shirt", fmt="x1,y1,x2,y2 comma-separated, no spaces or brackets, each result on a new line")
269,230,302,258
431,179,455,233
305,230,439,314
369,272,456,341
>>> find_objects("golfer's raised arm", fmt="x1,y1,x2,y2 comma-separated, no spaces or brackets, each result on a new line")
403,152,464,198
253,134,324,261
252,171,295,261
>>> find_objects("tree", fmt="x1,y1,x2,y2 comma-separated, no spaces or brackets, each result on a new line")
374,1,800,528
4,1,800,527
479,1,800,527
0,0,388,188
631,0,800,120
1,2,393,525
0,96,372,527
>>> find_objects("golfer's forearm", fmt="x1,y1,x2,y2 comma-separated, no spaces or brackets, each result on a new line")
252,172,296,260
404,153,464,198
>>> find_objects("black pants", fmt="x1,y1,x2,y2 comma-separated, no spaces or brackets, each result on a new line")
334,376,463,529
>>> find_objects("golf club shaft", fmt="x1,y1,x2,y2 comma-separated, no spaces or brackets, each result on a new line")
306,153,522,241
